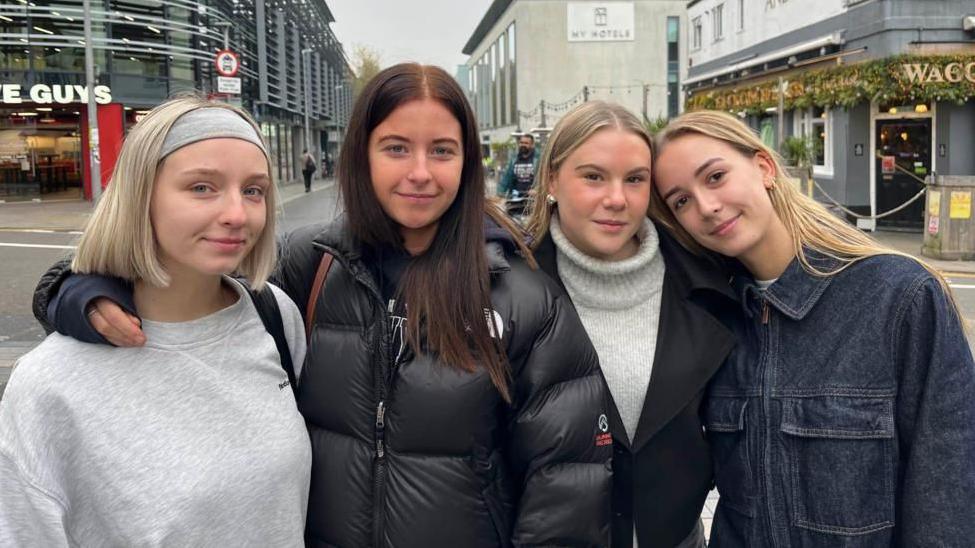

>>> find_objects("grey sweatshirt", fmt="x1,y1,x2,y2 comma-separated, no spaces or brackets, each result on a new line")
0,280,310,547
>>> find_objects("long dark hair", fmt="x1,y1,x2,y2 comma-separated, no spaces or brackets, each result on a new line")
338,63,515,401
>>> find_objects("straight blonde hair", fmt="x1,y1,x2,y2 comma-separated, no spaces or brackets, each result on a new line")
650,110,960,317
72,96,278,290
526,100,653,248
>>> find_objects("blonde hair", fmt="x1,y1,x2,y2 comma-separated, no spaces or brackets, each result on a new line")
72,96,278,290
650,110,960,316
526,100,653,247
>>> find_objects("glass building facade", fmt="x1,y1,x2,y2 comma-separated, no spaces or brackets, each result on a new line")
0,0,352,200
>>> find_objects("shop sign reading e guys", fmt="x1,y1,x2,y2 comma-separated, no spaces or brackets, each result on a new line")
0,84,113,105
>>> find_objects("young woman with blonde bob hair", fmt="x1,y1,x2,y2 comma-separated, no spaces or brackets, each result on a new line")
1,97,310,545
652,109,975,547
526,100,738,547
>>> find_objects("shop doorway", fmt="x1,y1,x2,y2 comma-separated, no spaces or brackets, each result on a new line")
0,106,83,202
874,118,930,230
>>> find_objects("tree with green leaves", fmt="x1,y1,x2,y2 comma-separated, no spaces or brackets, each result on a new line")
351,45,382,99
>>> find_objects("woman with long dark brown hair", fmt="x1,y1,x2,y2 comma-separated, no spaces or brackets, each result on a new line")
33,64,612,547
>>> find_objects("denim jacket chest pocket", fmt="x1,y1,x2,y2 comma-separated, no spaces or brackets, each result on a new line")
778,395,896,537
705,396,758,519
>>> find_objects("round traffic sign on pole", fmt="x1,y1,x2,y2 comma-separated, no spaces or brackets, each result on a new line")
215,50,240,77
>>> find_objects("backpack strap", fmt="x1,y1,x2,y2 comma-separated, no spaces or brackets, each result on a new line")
305,252,334,345
248,286,298,398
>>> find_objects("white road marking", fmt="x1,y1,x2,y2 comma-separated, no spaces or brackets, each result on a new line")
0,242,76,250
949,284,975,290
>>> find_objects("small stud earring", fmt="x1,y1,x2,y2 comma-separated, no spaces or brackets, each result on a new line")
546,193,557,206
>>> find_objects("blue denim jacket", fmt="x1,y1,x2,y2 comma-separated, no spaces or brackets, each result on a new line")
705,252,975,548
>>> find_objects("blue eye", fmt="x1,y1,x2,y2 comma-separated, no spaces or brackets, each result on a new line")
191,183,211,193
243,186,265,197
386,144,407,154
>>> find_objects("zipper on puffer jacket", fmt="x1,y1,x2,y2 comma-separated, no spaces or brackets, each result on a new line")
312,243,392,547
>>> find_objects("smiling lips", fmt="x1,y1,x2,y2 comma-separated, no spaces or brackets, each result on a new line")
206,237,246,252
594,219,627,233
397,192,437,203
709,214,741,237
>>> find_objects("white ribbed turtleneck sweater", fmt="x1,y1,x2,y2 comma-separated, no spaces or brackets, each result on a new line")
550,215,665,444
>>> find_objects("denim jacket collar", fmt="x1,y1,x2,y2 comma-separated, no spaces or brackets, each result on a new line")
733,249,841,321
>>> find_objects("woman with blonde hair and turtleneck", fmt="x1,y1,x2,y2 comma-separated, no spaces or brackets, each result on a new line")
526,101,739,548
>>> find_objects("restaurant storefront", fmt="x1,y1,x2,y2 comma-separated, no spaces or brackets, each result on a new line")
686,54,975,231
0,83,126,202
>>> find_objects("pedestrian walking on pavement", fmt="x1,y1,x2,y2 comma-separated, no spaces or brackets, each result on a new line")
301,148,316,192
525,100,732,548
33,63,612,547
0,97,311,546
652,110,975,547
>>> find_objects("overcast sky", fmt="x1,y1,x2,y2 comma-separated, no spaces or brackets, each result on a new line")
328,0,496,73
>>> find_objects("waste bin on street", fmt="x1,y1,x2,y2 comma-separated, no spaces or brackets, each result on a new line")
923,175,975,260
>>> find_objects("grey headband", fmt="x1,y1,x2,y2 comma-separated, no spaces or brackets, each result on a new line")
159,107,268,160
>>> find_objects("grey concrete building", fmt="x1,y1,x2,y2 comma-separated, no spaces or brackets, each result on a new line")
463,0,687,149
685,0,975,230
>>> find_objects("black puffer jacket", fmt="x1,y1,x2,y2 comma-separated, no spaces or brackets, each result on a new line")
274,219,613,547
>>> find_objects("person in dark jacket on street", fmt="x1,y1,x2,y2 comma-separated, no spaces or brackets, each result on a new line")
524,101,737,548
33,63,613,547
652,110,975,547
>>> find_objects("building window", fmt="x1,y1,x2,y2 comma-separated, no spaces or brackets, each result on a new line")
692,17,702,50
737,0,745,31
666,16,680,118
712,4,724,42
794,107,831,172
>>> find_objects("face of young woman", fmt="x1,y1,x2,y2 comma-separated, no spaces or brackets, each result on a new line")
653,134,781,263
548,128,652,261
150,138,270,280
368,98,463,254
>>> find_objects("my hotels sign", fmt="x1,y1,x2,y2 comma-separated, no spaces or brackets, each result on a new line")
687,55,975,114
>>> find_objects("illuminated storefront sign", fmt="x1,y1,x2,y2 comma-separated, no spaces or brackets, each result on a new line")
0,84,113,105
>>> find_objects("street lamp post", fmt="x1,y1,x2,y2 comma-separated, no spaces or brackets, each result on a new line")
301,48,313,154
82,0,101,202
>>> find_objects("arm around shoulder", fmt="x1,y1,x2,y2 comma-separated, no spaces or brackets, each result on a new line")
507,292,612,547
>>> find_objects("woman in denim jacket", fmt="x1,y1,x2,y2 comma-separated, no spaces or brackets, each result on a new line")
650,110,975,547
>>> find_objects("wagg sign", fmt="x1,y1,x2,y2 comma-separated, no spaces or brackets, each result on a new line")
901,61,975,84
0,84,113,105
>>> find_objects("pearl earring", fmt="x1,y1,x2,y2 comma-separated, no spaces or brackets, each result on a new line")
546,193,557,205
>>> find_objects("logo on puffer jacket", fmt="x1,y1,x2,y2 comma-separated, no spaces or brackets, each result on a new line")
484,309,504,340
595,414,612,447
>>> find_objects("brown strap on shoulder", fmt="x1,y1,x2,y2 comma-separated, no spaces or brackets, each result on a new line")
305,252,334,343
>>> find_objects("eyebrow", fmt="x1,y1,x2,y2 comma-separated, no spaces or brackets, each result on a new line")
661,157,724,201
376,135,461,147
693,157,723,178
178,168,269,180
